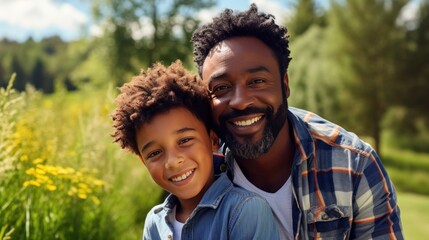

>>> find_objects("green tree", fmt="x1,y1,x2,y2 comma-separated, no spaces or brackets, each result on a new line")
11,56,26,91
384,0,429,151
92,0,215,84
288,25,343,122
328,0,409,155
31,58,45,90
288,0,326,37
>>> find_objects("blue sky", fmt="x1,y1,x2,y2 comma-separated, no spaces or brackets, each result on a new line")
0,0,417,42
0,0,293,42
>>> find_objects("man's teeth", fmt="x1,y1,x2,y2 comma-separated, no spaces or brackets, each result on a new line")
171,169,194,182
233,116,262,127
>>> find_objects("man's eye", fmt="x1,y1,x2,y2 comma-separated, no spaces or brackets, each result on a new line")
249,78,265,85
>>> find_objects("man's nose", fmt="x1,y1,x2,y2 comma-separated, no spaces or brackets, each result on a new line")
228,85,254,110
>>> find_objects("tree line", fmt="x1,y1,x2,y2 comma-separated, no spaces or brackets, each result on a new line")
1,0,428,155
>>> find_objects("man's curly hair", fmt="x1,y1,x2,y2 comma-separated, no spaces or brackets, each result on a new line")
111,60,212,155
192,3,291,78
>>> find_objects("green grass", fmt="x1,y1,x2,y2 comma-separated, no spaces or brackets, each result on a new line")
382,146,429,195
398,191,429,240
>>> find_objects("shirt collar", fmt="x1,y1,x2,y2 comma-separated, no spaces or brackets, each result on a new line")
162,173,233,211
287,107,315,165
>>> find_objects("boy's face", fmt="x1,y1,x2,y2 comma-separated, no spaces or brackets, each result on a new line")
136,107,216,201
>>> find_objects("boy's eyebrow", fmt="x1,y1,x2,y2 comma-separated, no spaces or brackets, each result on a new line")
140,127,197,153
176,127,197,134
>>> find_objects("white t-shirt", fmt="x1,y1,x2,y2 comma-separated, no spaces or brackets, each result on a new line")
169,207,184,240
233,161,294,240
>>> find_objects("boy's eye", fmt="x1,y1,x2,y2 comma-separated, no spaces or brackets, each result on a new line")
178,137,193,145
146,150,162,159
210,83,231,96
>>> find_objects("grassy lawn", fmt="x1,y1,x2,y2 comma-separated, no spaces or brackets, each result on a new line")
398,191,429,240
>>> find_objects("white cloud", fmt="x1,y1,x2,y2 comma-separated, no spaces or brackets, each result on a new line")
195,0,291,26
250,0,291,23
0,0,88,40
397,0,420,29
196,7,218,25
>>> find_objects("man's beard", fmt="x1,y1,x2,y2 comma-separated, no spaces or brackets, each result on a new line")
214,102,288,160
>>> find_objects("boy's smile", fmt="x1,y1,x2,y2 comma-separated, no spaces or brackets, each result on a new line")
136,107,216,202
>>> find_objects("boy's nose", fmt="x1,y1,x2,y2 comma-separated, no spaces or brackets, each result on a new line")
165,154,184,169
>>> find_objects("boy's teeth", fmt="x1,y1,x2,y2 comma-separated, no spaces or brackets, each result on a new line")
171,169,194,182
233,116,262,127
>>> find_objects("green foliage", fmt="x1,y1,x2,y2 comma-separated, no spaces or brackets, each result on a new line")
288,0,326,37
0,76,162,239
288,25,343,123
325,0,410,154
91,0,215,84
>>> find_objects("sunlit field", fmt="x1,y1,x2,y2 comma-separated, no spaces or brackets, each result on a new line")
0,77,162,239
1,76,428,239
399,192,429,240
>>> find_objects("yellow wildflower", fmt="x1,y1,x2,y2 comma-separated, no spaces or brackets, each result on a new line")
32,158,44,164
46,184,57,191
91,196,101,205
20,155,29,162
92,179,105,187
78,193,87,199
23,180,41,187
25,168,36,175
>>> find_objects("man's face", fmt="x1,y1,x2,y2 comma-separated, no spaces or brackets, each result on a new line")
201,36,289,159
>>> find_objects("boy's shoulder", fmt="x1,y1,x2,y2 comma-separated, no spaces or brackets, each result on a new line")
211,173,270,207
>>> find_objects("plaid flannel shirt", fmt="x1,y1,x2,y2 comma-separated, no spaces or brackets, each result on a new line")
223,107,403,240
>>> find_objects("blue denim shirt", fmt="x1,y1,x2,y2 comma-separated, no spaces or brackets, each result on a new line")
142,173,280,240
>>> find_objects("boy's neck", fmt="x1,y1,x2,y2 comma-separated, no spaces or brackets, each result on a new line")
174,174,215,223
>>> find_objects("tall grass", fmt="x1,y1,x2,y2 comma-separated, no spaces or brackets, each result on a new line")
0,76,162,239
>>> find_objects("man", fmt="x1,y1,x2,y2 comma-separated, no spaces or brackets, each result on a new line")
192,4,403,239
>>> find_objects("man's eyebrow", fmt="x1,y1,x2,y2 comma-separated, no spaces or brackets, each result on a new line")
209,66,270,81
140,127,197,153
247,66,270,73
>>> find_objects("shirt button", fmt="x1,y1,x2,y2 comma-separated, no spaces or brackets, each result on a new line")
321,213,329,220
167,235,172,240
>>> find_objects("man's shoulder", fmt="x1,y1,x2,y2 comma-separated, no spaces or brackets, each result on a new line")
289,107,372,155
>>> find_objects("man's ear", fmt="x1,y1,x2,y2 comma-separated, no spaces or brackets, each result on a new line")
209,130,220,151
283,73,290,98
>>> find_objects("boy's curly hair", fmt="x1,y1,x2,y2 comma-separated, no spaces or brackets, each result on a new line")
111,60,212,155
192,3,291,78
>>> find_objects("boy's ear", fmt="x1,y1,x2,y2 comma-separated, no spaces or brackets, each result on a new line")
209,130,220,151
138,154,146,165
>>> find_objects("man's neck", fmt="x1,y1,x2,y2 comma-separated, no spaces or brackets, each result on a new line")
235,121,295,193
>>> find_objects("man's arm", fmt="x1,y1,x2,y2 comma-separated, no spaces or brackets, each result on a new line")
351,150,403,239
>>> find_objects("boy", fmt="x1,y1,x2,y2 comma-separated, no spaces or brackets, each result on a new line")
111,61,279,239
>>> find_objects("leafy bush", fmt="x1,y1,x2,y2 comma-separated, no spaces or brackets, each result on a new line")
0,75,162,239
